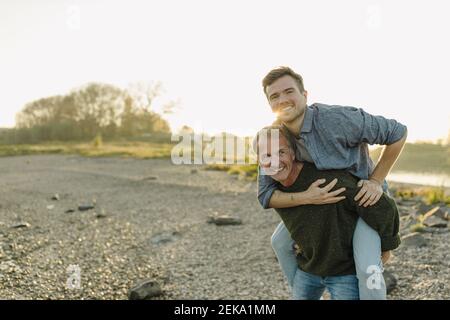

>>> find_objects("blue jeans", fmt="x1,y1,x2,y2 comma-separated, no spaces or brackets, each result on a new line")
271,218,386,300
292,268,359,300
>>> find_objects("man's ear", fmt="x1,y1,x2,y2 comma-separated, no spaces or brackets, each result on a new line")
303,90,308,100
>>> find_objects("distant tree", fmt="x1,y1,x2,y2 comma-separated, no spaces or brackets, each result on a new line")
128,81,163,113
13,81,172,143
73,82,125,139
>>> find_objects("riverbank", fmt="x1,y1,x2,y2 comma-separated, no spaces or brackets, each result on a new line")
0,141,173,159
0,155,448,299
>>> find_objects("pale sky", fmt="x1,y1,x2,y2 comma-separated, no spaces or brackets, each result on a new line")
1,0,449,142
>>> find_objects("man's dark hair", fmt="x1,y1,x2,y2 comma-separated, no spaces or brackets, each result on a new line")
262,66,305,96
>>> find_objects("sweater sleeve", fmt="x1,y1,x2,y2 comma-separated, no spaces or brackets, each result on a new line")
352,192,401,251
257,166,280,209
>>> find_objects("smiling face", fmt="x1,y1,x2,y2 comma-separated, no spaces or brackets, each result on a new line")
265,75,308,123
258,132,296,183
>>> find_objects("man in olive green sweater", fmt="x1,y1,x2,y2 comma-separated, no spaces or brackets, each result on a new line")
255,125,400,299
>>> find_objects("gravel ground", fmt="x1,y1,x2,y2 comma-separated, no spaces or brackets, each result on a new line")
0,155,448,299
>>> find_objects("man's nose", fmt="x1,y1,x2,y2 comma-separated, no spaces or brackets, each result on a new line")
279,93,290,104
275,96,290,110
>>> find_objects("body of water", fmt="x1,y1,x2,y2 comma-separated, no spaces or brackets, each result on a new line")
387,171,450,188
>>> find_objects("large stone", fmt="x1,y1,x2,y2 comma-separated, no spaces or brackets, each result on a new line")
384,270,397,294
128,280,162,300
401,232,428,247
207,214,242,226
151,231,181,245
10,222,30,229
78,205,95,211
422,215,448,228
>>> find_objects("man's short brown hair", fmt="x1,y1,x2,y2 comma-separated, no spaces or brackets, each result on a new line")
262,66,305,96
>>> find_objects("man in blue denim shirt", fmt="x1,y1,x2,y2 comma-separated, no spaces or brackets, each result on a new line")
258,66,407,299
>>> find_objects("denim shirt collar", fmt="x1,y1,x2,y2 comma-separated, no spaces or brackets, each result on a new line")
301,105,314,133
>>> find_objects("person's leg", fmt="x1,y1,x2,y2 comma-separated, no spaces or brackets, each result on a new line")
353,217,386,300
325,274,360,300
292,268,326,300
271,221,298,289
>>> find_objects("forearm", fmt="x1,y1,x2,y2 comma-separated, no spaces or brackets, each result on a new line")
370,130,407,183
268,190,311,208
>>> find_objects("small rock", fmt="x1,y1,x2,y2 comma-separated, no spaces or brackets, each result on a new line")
142,176,157,181
47,205,55,210
65,209,75,213
423,215,448,228
384,270,397,294
78,205,95,211
207,214,242,226
10,222,31,229
151,231,181,245
401,232,428,247
96,210,107,219
128,280,162,300
190,169,198,174
51,194,60,201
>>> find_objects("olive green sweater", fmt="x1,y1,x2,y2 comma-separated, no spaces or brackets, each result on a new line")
275,162,400,277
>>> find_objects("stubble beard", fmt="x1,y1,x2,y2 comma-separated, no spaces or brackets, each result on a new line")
282,105,305,126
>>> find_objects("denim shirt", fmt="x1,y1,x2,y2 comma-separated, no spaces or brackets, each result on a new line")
257,103,407,209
